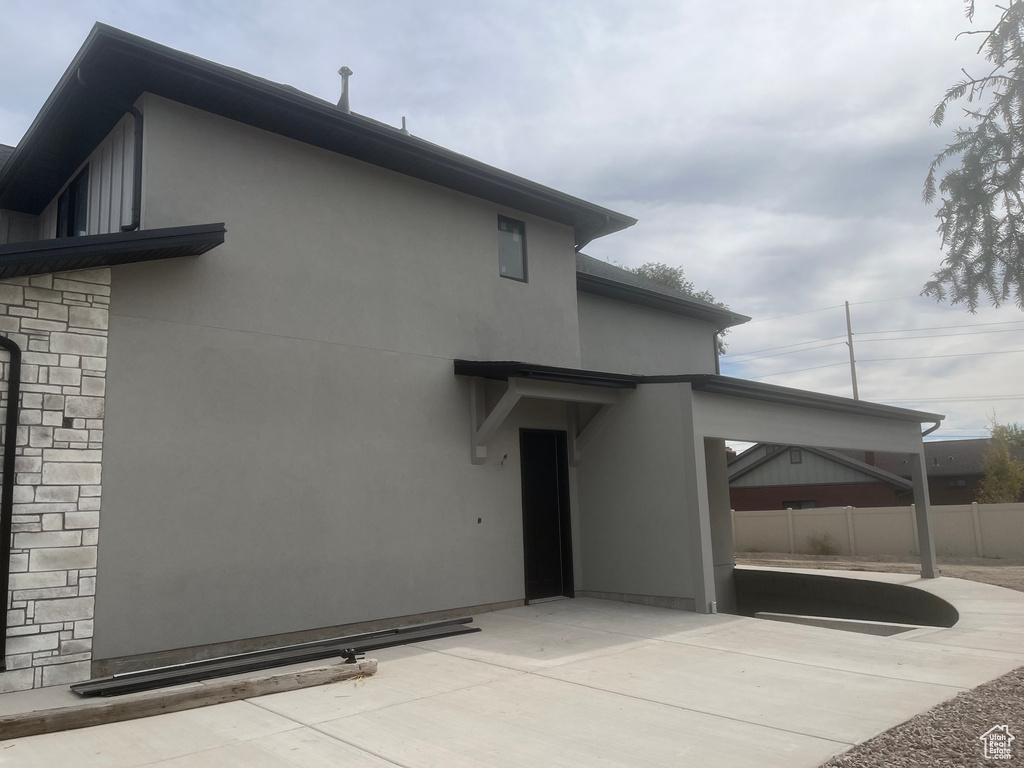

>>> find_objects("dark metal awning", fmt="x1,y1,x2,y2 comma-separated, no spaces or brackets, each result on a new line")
453,360,638,390
0,222,225,279
454,362,944,425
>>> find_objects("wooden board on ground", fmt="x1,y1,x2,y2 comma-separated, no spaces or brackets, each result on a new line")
0,658,377,740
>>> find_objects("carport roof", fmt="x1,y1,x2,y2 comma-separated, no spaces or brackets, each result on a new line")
454,361,945,425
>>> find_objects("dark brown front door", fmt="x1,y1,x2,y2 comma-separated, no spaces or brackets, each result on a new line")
520,430,573,602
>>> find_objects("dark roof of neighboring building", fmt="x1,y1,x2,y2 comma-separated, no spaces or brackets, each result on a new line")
0,24,635,250
575,253,750,329
0,144,13,170
728,443,913,490
868,438,998,478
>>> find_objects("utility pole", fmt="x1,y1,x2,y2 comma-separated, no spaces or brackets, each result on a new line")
845,301,859,400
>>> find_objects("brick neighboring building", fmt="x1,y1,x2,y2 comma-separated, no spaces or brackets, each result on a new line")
730,438,1023,510
729,444,912,511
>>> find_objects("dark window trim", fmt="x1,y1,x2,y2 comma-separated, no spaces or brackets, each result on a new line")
497,215,528,283
56,166,89,238
790,448,802,464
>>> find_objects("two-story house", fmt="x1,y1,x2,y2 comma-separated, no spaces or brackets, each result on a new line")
0,24,947,692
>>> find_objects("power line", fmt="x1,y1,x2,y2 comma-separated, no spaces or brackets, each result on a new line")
859,349,1024,363
848,295,921,306
727,335,847,358
738,348,1024,379
728,320,1024,359
883,395,1024,403
729,341,847,362
857,327,1024,343
728,328,1022,362
741,294,958,325
857,319,1024,335
750,362,849,379
742,304,845,324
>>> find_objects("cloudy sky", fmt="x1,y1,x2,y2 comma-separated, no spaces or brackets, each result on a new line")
2,0,1022,441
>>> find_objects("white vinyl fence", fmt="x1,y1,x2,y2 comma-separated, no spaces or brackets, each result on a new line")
733,503,1024,559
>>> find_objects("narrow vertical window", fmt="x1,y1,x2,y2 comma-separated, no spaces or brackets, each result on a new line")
789,448,802,464
497,216,527,282
56,167,89,238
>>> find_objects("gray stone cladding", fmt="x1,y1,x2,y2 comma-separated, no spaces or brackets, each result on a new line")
0,269,109,692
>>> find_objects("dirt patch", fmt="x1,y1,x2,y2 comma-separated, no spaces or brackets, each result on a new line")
735,552,1024,593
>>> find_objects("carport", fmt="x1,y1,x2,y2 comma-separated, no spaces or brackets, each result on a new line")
675,374,943,614
456,362,944,619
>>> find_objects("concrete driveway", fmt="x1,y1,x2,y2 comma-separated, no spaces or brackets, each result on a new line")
2,571,1023,767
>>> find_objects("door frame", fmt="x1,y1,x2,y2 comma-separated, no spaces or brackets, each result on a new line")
519,428,574,603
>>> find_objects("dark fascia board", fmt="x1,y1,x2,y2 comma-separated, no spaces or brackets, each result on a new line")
728,443,913,489
453,364,943,426
453,360,638,390
647,374,945,425
576,271,750,329
0,223,225,279
0,24,636,249
453,363,944,426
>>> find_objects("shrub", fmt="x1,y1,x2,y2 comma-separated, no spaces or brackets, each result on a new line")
806,532,839,556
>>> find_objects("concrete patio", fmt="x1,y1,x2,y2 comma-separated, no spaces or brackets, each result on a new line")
1,570,1022,767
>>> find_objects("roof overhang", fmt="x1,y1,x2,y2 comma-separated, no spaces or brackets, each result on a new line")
0,222,225,279
455,362,945,466
652,374,944,425
576,269,750,329
0,24,636,249
454,360,638,389
454,363,944,427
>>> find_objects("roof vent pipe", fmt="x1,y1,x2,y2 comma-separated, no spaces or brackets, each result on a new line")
338,67,353,113
400,116,410,135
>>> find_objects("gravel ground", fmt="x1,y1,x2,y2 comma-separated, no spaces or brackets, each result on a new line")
820,666,1024,767
735,552,1024,593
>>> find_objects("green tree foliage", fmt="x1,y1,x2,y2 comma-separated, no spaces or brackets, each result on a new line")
977,419,1024,503
625,262,730,354
924,0,1024,311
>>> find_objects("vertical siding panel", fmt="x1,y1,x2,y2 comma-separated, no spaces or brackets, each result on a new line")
39,198,55,239
100,139,113,234
121,120,134,229
110,122,125,232
35,115,138,238
87,156,101,235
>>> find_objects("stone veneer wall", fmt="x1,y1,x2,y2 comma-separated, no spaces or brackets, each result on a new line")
0,268,109,692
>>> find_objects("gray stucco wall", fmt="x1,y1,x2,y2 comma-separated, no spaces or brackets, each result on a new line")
704,437,736,613
93,95,583,660
576,292,718,375
575,385,695,606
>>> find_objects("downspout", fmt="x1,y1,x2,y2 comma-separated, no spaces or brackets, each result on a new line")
922,421,941,438
76,68,142,232
120,103,143,232
0,334,22,672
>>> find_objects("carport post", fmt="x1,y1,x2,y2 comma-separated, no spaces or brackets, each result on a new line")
679,386,717,613
910,451,938,578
